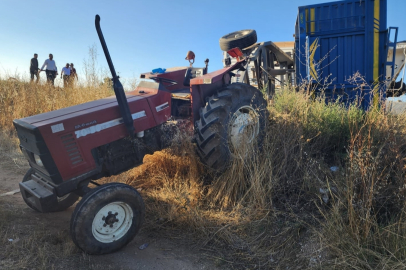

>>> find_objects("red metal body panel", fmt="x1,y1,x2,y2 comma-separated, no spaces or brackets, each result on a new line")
190,64,237,86
146,91,171,124
189,64,239,122
129,85,172,124
21,97,123,125
227,48,244,59
19,90,171,181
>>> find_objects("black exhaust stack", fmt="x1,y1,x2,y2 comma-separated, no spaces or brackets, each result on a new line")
95,15,135,138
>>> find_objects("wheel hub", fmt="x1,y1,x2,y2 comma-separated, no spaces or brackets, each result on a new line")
103,211,119,227
229,105,260,153
92,202,133,243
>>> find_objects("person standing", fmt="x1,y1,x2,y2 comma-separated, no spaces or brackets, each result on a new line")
70,63,78,80
40,54,58,85
30,53,39,83
70,63,78,84
61,63,71,87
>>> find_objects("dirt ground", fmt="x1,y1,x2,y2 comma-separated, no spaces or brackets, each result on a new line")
0,161,220,270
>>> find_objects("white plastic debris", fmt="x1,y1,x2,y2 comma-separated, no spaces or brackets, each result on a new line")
330,166,339,172
319,188,330,204
139,243,149,250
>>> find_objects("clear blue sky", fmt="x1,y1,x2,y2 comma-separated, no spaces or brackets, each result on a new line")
0,0,405,86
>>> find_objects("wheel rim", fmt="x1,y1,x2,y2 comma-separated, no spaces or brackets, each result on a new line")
92,202,133,243
229,105,260,152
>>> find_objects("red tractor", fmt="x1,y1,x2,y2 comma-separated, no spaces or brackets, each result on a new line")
13,16,271,254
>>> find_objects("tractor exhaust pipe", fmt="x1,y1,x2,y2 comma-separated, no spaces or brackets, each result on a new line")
95,15,135,138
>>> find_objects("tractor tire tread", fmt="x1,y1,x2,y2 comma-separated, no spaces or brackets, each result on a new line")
219,30,257,52
194,83,268,172
70,182,145,255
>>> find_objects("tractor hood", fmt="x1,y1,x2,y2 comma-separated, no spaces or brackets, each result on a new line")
17,92,156,128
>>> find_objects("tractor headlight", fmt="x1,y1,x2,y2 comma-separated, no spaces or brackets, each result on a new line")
34,154,43,167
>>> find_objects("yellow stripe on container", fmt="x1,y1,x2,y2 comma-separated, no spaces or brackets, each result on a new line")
310,8,315,34
373,0,380,107
309,38,319,81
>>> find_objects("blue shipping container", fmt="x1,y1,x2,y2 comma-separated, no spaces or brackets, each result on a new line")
295,0,389,109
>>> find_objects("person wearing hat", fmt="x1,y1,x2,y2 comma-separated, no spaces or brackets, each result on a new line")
61,63,71,88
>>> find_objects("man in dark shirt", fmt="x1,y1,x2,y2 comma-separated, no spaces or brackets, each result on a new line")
70,63,77,79
70,63,78,86
30,53,39,83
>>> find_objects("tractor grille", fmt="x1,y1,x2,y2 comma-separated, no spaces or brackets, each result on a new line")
61,134,84,166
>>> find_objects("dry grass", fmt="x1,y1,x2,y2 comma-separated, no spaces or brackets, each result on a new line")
0,78,113,169
0,199,124,270
2,76,406,269
115,88,406,269
0,79,113,132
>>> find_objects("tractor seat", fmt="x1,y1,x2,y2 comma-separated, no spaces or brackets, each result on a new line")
183,67,206,86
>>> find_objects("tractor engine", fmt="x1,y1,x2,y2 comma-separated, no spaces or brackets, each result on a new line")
95,125,169,177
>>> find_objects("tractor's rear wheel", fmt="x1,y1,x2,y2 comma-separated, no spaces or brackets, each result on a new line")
219,30,257,51
70,182,145,254
22,168,79,212
194,83,268,173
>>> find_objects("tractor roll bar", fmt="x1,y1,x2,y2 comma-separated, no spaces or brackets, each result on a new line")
95,15,135,138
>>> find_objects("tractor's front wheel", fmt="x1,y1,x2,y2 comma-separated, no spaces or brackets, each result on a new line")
194,83,268,173
70,182,145,254
22,168,79,212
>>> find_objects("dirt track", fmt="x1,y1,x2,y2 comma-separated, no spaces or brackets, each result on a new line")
0,162,219,270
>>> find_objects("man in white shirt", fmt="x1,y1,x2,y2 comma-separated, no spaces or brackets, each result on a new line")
40,54,58,85
61,63,71,88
